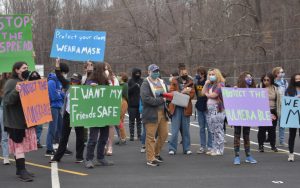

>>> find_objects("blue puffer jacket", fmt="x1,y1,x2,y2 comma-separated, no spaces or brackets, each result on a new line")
48,73,65,108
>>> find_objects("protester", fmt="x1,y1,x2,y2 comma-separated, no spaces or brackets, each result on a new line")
286,73,300,161
85,63,114,168
233,72,257,165
273,67,289,147
3,62,37,182
82,61,94,84
202,68,225,156
168,66,195,155
0,73,11,165
194,67,211,154
128,68,143,141
257,73,280,152
28,71,44,149
141,64,169,166
45,62,69,156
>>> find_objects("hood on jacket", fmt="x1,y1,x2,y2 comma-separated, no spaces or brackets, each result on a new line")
47,73,58,82
131,68,142,79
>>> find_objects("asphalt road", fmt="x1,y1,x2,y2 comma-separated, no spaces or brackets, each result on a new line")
1,114,300,188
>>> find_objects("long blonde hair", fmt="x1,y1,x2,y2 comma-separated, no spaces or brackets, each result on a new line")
208,68,225,83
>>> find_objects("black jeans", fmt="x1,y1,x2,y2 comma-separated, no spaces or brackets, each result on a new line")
53,113,85,160
86,126,109,161
289,128,298,153
258,109,277,148
128,107,142,138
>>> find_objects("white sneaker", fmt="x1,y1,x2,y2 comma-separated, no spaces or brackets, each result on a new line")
197,147,205,154
3,157,10,165
185,150,192,155
140,146,146,153
210,151,223,156
206,148,213,155
288,153,294,162
169,150,175,155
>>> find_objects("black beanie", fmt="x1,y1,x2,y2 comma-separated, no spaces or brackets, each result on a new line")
60,63,69,73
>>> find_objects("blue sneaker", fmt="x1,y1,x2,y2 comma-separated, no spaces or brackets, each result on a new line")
245,156,257,164
233,156,240,165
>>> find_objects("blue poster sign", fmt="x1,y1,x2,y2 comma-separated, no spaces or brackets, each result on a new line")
280,96,300,128
50,29,106,62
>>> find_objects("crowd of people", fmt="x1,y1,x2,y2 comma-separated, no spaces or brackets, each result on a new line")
0,61,300,182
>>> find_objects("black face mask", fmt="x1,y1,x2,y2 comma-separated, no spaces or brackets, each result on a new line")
21,70,30,80
181,75,188,80
295,81,300,87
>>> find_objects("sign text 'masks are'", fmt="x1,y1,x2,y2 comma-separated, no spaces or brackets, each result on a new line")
222,88,272,127
0,14,35,72
70,85,122,128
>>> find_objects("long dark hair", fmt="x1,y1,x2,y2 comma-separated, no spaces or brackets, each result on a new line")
11,62,27,78
88,63,109,85
0,73,11,97
286,73,300,96
237,71,256,88
260,73,275,88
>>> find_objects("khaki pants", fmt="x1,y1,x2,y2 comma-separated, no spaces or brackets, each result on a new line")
119,99,128,140
146,109,168,161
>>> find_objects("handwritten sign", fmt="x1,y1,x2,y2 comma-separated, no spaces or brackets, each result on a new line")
280,96,300,128
0,14,35,72
70,85,122,128
19,79,52,127
50,29,106,62
222,88,272,126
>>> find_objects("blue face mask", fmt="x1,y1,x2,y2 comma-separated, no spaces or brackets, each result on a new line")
245,78,253,86
151,72,160,79
209,75,217,82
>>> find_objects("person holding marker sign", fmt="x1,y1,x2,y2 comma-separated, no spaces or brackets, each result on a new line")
3,62,37,182
202,68,225,156
286,73,300,162
257,73,281,153
233,72,257,165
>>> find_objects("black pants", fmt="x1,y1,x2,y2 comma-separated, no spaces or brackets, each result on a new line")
53,113,85,161
86,126,109,160
258,109,277,148
289,128,298,153
234,127,250,156
128,107,142,138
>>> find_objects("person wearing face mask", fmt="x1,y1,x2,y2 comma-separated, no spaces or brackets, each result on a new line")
168,66,195,155
128,68,143,141
285,73,300,162
232,72,257,165
28,71,44,149
50,73,85,163
45,61,69,156
141,64,169,166
202,68,225,156
272,67,289,147
257,73,281,153
3,62,37,182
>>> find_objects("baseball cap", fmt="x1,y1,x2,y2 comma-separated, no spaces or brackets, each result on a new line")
70,73,82,81
148,64,159,72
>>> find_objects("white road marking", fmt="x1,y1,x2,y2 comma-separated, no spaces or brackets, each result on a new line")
51,161,60,188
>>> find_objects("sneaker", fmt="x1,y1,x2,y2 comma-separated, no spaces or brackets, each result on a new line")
75,159,84,163
95,158,114,166
168,150,175,155
16,169,35,177
206,148,213,155
3,157,10,165
155,156,164,163
37,143,43,149
85,160,94,168
197,147,205,154
49,157,60,163
233,156,240,165
271,147,278,152
258,145,264,152
64,149,73,156
140,146,146,153
129,137,134,141
210,151,222,156
279,142,288,147
184,150,192,155
119,139,127,145
45,150,55,157
147,160,159,167
245,156,257,164
288,153,294,162
17,170,33,182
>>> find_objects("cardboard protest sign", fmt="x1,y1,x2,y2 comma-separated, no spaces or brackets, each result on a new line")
19,79,52,127
0,14,35,73
50,29,106,62
280,96,300,128
222,88,272,126
70,85,122,128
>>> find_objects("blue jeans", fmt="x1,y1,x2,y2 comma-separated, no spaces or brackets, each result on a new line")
86,126,109,160
0,108,9,158
35,125,43,144
197,109,212,149
46,108,63,151
169,107,191,153
141,123,146,145
278,118,285,144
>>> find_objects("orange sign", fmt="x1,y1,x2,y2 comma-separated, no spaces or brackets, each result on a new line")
19,79,52,127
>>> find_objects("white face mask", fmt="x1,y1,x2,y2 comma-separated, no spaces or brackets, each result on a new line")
63,73,68,79
105,70,109,77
